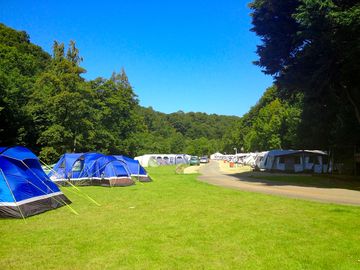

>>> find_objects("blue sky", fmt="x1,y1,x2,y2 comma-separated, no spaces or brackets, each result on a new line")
0,0,273,116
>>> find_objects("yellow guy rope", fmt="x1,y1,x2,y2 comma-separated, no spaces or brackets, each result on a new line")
40,159,100,206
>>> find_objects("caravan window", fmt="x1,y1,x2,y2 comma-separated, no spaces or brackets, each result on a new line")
279,157,285,164
294,156,301,164
308,156,315,164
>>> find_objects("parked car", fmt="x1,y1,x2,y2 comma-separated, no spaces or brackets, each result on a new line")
200,156,209,163
189,156,200,166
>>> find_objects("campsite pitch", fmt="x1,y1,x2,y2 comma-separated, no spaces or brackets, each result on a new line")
1,166,360,269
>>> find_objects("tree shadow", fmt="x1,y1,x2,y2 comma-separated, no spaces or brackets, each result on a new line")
228,171,360,192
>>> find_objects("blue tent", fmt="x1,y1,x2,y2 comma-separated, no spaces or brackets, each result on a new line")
114,155,152,182
0,146,71,218
48,153,83,181
50,152,134,187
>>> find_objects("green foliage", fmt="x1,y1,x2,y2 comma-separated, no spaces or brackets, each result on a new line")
167,111,238,140
137,106,237,156
4,23,295,160
0,24,153,161
0,23,50,146
6,19,353,161
23,38,144,161
249,0,360,148
229,86,303,152
89,72,143,155
244,99,285,151
2,2,359,163
27,42,94,161
185,137,220,156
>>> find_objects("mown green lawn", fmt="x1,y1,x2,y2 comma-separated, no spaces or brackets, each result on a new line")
1,166,360,269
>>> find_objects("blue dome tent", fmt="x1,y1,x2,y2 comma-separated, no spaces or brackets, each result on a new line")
48,153,84,183
82,154,133,186
113,155,152,182
0,146,71,218
50,153,134,187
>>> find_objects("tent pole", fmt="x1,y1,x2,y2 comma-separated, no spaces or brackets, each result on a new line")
110,162,116,187
20,161,79,215
91,160,129,182
117,160,131,180
25,177,79,216
63,180,100,206
0,169,27,221
78,159,97,179
138,162,140,182
62,185,100,206
39,159,100,206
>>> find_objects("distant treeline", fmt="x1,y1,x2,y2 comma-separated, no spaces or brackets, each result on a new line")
1,0,359,170
0,23,239,161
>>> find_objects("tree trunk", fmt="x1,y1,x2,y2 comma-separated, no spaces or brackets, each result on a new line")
73,136,76,152
344,86,360,125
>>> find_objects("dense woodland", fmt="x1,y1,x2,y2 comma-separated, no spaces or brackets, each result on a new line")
1,0,359,168
248,0,360,173
0,23,239,161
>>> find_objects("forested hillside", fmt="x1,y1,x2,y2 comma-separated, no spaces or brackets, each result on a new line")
1,1,359,169
0,23,238,161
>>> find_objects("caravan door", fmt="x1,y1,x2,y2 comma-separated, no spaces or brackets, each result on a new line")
284,157,295,172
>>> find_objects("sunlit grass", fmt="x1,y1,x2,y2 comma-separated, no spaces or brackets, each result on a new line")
1,166,359,269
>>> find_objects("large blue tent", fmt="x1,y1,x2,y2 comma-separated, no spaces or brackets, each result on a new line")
0,146,71,218
48,153,83,181
50,152,134,187
114,155,151,182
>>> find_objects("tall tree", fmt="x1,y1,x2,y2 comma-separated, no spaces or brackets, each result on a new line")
90,71,144,155
0,23,51,146
27,41,93,161
249,0,360,148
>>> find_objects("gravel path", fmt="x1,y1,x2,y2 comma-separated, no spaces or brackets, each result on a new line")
198,161,360,206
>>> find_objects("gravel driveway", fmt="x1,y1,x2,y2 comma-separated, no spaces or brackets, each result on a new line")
198,161,360,206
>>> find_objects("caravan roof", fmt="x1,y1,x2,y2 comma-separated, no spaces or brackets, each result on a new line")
266,150,327,157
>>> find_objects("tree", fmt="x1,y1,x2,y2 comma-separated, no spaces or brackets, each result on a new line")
0,23,50,147
27,41,93,161
249,0,360,148
66,40,83,65
229,85,303,152
90,72,144,155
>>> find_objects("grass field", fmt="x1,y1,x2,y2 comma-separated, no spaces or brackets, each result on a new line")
1,166,360,269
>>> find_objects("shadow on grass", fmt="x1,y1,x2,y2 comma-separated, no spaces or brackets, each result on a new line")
228,171,360,192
